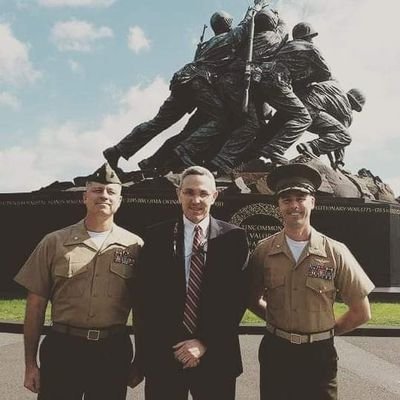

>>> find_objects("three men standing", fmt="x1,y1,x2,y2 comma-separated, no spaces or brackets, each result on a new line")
15,162,375,400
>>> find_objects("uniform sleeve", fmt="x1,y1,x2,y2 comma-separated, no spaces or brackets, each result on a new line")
334,243,375,305
231,7,254,45
14,235,54,299
253,30,287,62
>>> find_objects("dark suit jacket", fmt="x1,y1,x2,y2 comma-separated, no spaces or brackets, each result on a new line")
134,215,249,379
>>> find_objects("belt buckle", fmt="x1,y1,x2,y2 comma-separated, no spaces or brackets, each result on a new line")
290,333,302,345
87,329,100,341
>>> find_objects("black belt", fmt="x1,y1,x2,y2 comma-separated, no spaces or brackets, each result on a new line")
266,322,334,344
51,322,127,341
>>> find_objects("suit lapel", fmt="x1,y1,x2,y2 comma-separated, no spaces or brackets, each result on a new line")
208,216,222,240
204,216,222,270
173,217,186,288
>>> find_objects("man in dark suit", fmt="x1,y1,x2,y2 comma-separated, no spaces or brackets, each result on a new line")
130,166,249,400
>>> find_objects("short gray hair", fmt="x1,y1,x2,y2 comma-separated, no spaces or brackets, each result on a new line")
179,166,216,190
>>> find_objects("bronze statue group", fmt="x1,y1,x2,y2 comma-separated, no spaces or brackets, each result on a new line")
103,0,365,178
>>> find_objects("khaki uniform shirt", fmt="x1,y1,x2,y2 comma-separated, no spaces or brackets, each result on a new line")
15,220,144,328
249,228,374,333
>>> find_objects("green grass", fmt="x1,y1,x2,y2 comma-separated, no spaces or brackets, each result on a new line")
1,299,399,326
0,299,51,322
243,302,400,326
334,302,400,326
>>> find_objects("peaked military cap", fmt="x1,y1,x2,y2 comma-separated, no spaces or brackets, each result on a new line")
267,163,322,196
87,163,122,185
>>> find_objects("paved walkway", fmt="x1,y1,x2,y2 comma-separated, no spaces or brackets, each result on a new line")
1,334,399,399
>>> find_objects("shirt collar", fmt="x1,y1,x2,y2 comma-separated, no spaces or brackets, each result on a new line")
64,220,133,248
307,228,328,257
269,228,327,258
183,214,210,237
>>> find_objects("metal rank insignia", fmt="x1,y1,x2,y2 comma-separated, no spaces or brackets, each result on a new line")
307,264,335,281
113,249,135,266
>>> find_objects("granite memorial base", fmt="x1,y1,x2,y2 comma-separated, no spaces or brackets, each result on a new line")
1,190,399,294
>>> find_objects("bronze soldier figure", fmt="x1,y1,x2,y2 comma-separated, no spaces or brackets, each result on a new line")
240,22,333,170
297,83,366,170
103,0,267,172
206,9,288,175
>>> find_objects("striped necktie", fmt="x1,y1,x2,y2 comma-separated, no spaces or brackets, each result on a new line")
183,225,205,334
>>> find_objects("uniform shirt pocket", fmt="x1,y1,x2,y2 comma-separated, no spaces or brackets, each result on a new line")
108,260,135,298
110,262,134,279
53,257,90,297
54,249,91,276
305,277,336,311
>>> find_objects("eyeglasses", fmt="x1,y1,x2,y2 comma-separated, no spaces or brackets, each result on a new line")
180,189,214,199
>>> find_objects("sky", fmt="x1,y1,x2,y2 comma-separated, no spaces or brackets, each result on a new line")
0,0,399,194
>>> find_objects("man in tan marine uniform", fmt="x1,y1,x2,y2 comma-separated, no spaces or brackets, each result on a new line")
14,163,143,400
248,163,374,400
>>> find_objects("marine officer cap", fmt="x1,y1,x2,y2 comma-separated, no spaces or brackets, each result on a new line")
267,163,322,196
86,163,122,185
